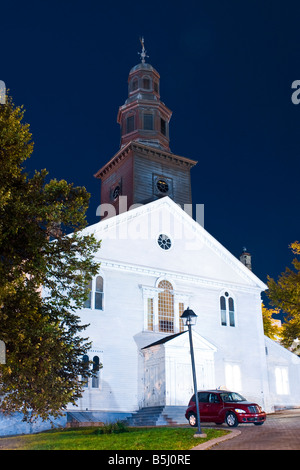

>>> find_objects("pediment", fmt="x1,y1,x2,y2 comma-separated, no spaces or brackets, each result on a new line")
82,196,267,291
143,330,217,352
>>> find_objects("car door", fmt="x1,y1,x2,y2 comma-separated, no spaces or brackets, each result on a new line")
204,393,222,421
197,392,210,421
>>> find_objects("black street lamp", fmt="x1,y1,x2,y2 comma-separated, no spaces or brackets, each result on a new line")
181,307,206,438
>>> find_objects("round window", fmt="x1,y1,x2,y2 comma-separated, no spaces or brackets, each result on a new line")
157,234,172,250
156,179,169,193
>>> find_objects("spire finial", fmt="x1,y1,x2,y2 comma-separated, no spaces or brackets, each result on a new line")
138,37,148,64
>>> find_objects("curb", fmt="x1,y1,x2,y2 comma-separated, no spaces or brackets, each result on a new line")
191,429,241,450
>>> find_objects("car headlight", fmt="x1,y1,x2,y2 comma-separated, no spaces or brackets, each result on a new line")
234,408,246,414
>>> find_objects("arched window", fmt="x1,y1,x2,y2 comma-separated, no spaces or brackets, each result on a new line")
92,356,101,388
95,276,104,310
84,280,92,308
142,76,151,89
228,297,235,327
131,78,138,91
220,296,226,326
220,293,235,327
82,355,89,387
158,280,174,333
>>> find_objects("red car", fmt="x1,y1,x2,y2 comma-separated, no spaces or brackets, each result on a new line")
185,390,266,427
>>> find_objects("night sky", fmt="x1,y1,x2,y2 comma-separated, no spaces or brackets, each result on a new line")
1,0,300,312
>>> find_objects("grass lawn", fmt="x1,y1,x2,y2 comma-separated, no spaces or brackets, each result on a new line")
0,426,229,450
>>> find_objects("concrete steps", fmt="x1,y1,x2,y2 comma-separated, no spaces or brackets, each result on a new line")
127,406,187,426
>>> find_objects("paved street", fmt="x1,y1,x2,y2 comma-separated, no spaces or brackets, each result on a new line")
209,409,300,450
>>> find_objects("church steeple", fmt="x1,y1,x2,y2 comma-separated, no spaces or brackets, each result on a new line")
94,40,197,218
117,38,172,151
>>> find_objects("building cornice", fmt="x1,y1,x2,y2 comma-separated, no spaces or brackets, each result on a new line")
94,141,197,179
96,257,264,294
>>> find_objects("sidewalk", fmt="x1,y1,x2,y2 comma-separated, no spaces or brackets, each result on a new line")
192,408,300,451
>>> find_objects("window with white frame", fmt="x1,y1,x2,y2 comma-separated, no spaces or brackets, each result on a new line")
81,354,103,389
84,276,104,310
158,280,174,333
84,281,92,309
95,276,104,310
141,281,190,334
147,298,154,331
220,292,235,327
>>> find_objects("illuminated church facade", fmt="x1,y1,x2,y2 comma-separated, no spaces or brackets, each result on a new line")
65,41,300,425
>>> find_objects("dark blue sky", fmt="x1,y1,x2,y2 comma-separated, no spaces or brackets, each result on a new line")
1,0,300,309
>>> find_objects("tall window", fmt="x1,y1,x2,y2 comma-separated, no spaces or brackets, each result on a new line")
160,118,166,136
142,282,189,334
92,356,101,388
82,354,102,389
131,78,138,91
82,355,90,388
158,280,174,333
95,276,104,310
84,280,92,308
220,296,227,326
220,292,235,327
179,302,185,333
142,77,150,89
126,115,135,134
228,297,235,327
84,276,104,310
144,114,153,130
147,298,154,331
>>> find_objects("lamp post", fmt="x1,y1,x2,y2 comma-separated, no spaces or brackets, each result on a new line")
181,307,206,438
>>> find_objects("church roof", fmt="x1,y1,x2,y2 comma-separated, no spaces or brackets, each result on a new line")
84,195,267,292
142,331,187,349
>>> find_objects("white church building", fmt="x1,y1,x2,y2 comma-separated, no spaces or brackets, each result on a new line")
66,45,300,425
2,44,300,437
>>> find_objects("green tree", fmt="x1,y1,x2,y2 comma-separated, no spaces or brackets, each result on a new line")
261,302,282,341
267,241,300,354
0,95,101,420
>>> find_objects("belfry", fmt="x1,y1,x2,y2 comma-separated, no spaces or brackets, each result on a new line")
94,38,197,216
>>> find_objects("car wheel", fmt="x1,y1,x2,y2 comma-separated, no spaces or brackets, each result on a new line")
225,412,238,427
188,413,197,427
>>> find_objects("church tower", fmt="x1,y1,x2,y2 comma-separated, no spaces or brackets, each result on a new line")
240,247,252,271
94,39,197,217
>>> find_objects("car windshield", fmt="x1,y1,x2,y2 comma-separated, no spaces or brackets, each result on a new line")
220,392,246,402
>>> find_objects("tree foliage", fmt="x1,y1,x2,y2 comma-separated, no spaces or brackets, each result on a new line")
0,95,101,420
267,241,300,354
261,303,282,341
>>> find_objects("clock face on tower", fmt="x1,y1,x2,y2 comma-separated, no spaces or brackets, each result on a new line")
153,175,173,199
156,179,169,193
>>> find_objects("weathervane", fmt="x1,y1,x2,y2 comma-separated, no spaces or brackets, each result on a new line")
138,37,148,64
